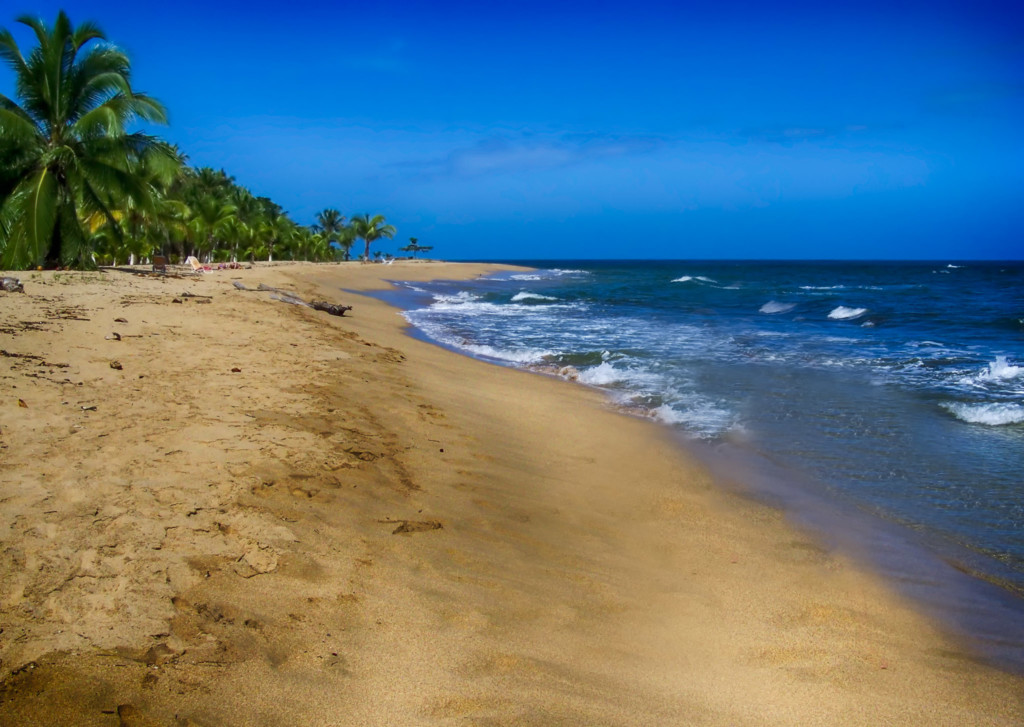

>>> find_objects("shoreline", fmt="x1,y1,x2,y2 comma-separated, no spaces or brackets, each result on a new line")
380,266,1024,671
1,261,1022,725
385,263,1024,672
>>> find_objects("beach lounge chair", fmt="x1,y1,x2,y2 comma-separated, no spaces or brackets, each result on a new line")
186,256,205,274
152,255,168,274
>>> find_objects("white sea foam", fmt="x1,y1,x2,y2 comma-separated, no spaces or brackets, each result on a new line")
759,300,796,314
509,274,543,281
461,343,552,364
650,401,735,437
828,306,868,320
433,291,482,304
978,356,1023,381
942,401,1024,426
511,291,557,302
577,361,625,385
801,285,846,291
947,264,964,269
427,298,579,317
672,275,718,284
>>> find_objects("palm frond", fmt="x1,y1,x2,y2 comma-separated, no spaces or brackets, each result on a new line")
0,168,57,267
0,106,43,146
0,28,29,79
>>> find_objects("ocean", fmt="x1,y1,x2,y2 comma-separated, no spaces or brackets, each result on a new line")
389,260,1024,668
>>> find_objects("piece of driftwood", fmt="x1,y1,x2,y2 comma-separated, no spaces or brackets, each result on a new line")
253,282,352,316
1,277,24,293
310,300,352,317
256,283,296,295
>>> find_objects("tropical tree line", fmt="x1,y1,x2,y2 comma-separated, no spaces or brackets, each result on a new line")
0,11,413,269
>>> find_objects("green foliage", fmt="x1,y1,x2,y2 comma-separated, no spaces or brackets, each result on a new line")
0,12,398,270
399,238,434,258
350,213,396,261
0,11,170,268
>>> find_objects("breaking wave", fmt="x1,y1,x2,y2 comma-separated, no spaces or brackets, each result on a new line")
978,356,1023,381
760,301,796,314
942,402,1024,426
828,306,868,320
511,291,557,302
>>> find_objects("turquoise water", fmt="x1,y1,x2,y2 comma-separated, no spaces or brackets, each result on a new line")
392,260,1024,667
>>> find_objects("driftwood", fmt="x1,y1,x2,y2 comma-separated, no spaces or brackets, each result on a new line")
1,277,24,293
310,300,352,317
252,283,352,316
256,283,295,295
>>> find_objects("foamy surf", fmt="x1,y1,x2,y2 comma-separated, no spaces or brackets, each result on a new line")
576,361,623,385
828,306,868,320
511,291,557,302
672,275,718,284
760,301,796,314
650,400,736,437
979,356,1023,381
942,401,1024,426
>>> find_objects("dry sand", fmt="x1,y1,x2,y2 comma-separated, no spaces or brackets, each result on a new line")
0,261,1021,726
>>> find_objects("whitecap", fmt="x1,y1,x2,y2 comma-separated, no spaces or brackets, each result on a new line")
759,300,796,314
947,264,964,269
433,290,482,304
509,274,543,281
978,355,1023,381
828,306,868,320
942,401,1024,426
577,361,625,385
800,285,846,291
461,343,553,364
511,291,557,302
671,275,718,284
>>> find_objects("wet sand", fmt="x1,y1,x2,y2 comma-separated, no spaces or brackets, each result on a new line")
1,261,1022,726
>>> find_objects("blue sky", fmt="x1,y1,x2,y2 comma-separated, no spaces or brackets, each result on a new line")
2,1,1022,259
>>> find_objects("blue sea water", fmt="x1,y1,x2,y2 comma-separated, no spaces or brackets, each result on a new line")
393,260,1024,666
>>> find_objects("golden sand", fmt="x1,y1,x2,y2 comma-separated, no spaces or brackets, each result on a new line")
1,261,1021,726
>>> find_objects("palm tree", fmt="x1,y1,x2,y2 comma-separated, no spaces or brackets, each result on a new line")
400,236,434,258
0,11,170,268
350,213,396,262
335,223,357,261
187,197,236,262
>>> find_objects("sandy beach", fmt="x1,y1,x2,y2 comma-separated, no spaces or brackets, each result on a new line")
1,261,1022,726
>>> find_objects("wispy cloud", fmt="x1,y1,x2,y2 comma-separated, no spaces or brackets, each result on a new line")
394,131,665,179
736,124,880,145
